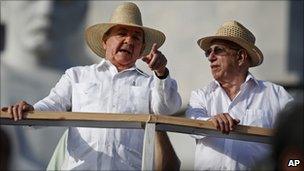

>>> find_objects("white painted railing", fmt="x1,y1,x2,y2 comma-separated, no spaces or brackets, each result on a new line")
0,111,272,170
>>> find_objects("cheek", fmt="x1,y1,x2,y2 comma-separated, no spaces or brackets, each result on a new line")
134,42,143,54
227,60,238,70
105,37,121,49
220,58,232,69
105,43,117,55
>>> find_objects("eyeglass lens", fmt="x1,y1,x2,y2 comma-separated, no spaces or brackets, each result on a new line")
205,46,226,58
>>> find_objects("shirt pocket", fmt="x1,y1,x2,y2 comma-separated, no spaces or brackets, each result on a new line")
242,109,273,128
72,82,102,111
128,86,150,114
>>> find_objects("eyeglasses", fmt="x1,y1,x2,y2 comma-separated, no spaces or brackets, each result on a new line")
205,45,240,58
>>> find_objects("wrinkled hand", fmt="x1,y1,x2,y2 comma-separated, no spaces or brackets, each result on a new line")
208,113,240,134
142,43,168,77
1,101,34,121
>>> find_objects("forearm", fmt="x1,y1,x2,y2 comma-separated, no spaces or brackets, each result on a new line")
151,75,181,115
34,70,73,112
34,92,70,112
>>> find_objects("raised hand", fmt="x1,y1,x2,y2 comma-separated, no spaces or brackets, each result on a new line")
142,43,168,77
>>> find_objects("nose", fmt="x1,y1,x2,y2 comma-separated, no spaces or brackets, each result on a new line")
208,51,217,62
124,35,134,45
34,1,53,18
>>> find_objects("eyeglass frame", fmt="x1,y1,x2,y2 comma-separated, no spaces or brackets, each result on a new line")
204,44,242,58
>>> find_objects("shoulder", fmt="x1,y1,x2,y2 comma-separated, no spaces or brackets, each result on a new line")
257,79,294,109
63,64,98,81
256,80,293,100
190,83,213,98
65,64,98,74
257,80,287,92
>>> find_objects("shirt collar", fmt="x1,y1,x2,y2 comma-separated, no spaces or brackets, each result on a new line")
96,59,107,70
210,72,259,91
96,59,146,76
245,72,259,86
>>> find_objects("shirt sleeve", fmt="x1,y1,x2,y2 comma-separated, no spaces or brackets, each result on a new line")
277,85,294,110
150,73,182,115
33,69,73,111
186,90,210,139
186,90,210,121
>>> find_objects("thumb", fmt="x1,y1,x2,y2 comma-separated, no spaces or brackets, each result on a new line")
23,104,34,111
234,118,240,124
142,55,150,63
149,43,157,55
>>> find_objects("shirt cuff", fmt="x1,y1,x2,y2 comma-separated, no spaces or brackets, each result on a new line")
33,103,42,111
154,68,169,80
153,72,172,91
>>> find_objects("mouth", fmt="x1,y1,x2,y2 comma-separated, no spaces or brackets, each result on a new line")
118,49,131,55
118,46,132,55
210,64,219,69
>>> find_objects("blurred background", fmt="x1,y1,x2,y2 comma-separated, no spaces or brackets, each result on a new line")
1,1,303,170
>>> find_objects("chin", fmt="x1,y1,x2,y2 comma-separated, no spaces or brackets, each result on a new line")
116,55,134,62
33,43,52,54
212,73,221,81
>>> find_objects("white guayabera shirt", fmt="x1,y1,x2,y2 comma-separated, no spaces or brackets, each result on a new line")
34,59,182,170
186,73,293,170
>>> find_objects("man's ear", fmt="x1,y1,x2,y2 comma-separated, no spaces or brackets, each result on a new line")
102,40,107,49
237,50,248,66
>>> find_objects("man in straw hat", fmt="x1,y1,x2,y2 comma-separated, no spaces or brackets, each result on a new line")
2,2,181,170
186,20,293,170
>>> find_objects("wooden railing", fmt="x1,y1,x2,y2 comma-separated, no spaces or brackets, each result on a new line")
0,111,273,170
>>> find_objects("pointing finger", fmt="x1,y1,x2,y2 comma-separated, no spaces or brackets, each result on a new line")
144,43,158,64
148,53,158,69
142,55,150,63
149,43,158,55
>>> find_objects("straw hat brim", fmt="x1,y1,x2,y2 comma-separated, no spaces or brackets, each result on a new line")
198,36,263,67
85,23,166,58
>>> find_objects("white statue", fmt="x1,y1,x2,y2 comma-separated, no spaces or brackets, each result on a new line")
0,1,90,170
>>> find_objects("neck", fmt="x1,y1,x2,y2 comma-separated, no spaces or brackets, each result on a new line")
218,72,248,100
105,59,135,73
116,65,131,72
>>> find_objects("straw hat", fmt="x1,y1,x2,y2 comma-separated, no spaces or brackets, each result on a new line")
85,2,166,58
197,20,263,67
